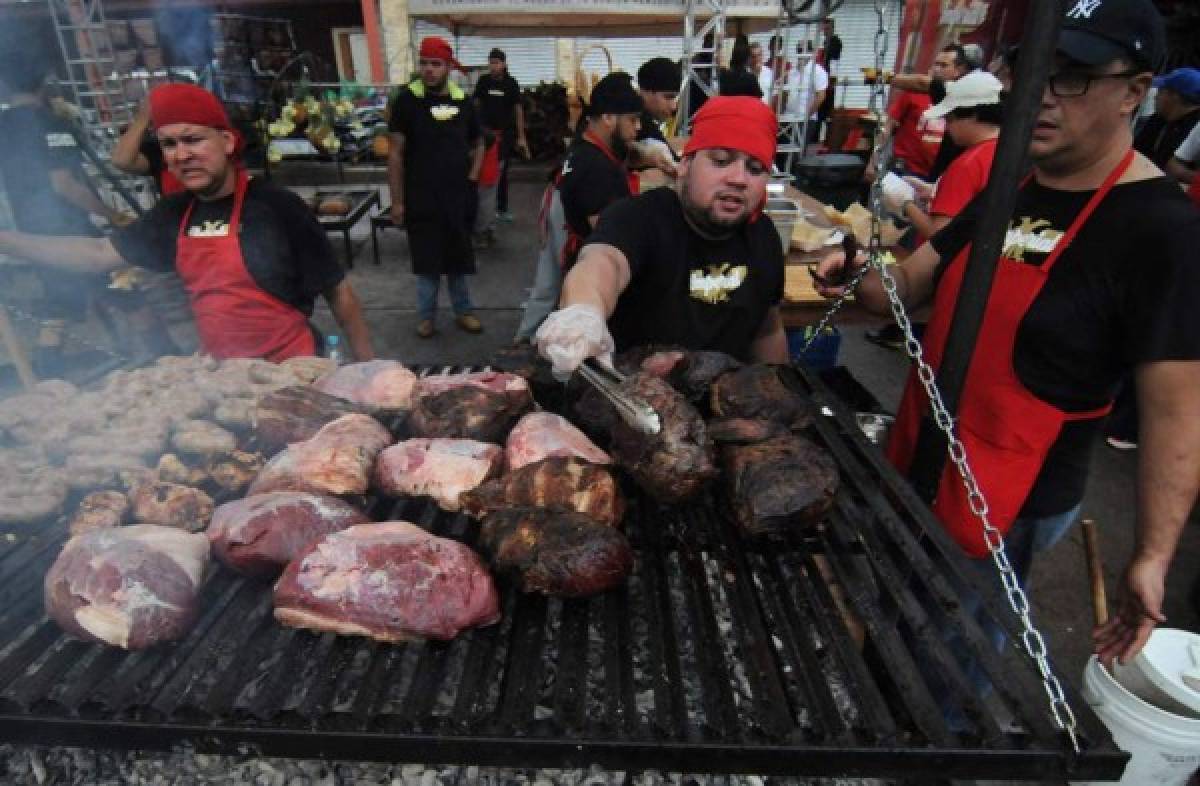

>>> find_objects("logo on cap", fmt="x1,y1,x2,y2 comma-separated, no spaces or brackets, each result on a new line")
1067,0,1103,19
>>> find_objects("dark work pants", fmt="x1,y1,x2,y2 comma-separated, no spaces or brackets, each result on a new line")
497,129,513,212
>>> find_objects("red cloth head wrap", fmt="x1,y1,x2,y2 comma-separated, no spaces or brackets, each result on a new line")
419,37,461,70
682,96,777,171
149,83,232,131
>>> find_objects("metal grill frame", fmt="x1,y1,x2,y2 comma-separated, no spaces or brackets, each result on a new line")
0,365,1127,781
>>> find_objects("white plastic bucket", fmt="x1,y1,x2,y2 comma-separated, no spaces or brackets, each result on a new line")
1071,654,1200,786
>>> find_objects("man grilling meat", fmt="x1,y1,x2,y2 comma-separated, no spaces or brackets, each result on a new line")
0,83,374,362
815,0,1200,667
535,96,788,374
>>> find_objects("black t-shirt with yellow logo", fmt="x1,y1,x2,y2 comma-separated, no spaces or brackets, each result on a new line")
931,175,1200,515
587,187,784,361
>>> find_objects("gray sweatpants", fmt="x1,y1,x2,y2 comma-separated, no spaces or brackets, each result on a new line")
514,187,568,341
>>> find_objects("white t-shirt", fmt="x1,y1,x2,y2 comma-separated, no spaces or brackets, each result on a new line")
783,60,829,119
1175,120,1200,164
756,65,774,104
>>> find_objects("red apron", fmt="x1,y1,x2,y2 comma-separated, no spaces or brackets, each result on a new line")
175,170,316,361
886,149,1133,558
556,131,639,269
1188,175,1200,208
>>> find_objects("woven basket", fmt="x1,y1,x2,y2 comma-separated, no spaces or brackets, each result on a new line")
569,44,615,131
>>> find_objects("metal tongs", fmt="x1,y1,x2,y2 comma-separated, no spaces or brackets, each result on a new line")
577,358,662,435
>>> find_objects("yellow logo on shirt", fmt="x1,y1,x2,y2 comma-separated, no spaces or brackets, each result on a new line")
1003,217,1063,262
431,104,460,121
689,264,747,304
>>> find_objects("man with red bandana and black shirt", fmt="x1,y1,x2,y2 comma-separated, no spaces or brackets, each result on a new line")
0,83,374,362
816,0,1200,667
534,96,788,372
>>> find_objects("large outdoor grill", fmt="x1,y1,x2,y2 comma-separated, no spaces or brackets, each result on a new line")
0,365,1126,782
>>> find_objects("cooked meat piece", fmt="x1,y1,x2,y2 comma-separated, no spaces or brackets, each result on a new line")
608,372,717,503
213,396,257,430
709,365,813,430
45,525,210,650
69,491,129,536
207,491,369,576
249,414,392,496
408,386,533,443
722,434,839,535
205,450,265,494
488,343,560,396
274,521,500,642
68,427,167,460
171,420,237,457
479,507,633,597
246,360,296,388
462,457,625,528
130,481,215,532
313,360,418,411
373,438,504,512
506,412,610,470
156,454,208,486
279,355,336,385
255,385,374,455
65,453,148,492
0,459,68,525
707,417,790,445
670,351,743,406
614,345,688,378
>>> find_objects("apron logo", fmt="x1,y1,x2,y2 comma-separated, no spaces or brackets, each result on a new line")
1067,0,1103,19
45,132,77,148
430,104,460,121
1002,217,1062,262
689,263,748,304
188,219,231,237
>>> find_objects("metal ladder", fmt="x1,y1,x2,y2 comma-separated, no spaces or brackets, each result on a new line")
47,0,132,156
676,0,727,136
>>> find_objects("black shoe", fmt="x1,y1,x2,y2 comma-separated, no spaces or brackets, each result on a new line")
865,324,904,350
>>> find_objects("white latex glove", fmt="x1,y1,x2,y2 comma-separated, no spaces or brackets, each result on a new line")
880,171,916,218
902,175,935,205
534,303,615,380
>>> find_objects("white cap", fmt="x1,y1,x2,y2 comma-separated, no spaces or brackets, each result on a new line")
922,71,1003,119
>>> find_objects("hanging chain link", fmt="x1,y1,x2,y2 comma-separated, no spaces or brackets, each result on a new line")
797,0,1083,753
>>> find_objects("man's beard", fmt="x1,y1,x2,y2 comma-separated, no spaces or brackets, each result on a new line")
680,176,745,238
611,133,630,162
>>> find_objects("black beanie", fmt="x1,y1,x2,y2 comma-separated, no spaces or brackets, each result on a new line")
489,48,506,62
637,57,681,92
586,72,643,116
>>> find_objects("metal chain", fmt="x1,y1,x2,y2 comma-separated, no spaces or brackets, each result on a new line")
798,0,1083,753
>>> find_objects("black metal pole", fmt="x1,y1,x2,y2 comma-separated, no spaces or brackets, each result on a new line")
907,0,1065,502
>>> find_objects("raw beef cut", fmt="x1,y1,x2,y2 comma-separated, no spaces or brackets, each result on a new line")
45,525,210,650
506,412,610,470
248,414,391,497
608,372,717,503
710,365,813,430
207,492,369,576
256,385,374,454
408,374,535,442
722,434,839,535
273,522,500,641
461,457,625,528
479,507,633,597
373,438,504,512
313,360,418,411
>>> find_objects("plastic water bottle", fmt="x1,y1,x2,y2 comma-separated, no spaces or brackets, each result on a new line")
325,334,344,366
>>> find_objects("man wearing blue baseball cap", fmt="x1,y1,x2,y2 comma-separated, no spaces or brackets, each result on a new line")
1134,67,1200,169
816,0,1200,671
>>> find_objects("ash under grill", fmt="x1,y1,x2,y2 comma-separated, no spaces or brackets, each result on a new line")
0,366,1126,782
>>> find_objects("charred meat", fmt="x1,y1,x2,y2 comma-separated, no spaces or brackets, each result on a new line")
462,457,625,528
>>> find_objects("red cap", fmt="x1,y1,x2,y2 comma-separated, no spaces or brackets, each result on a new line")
419,37,461,70
148,83,232,131
683,96,777,171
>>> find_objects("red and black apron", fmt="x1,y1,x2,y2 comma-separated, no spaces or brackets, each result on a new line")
886,149,1133,558
556,130,639,269
175,170,316,361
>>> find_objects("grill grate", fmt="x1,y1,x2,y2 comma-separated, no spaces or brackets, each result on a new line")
0,365,1126,781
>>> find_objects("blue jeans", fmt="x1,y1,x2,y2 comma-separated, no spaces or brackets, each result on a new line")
416,274,473,321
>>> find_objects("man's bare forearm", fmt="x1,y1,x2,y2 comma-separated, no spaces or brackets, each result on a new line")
51,170,119,222
111,103,152,174
515,104,526,141
387,133,406,207
468,139,484,182
751,306,789,364
559,244,631,317
324,281,374,361
0,231,123,274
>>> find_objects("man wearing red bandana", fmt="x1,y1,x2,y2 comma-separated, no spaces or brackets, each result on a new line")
535,96,789,372
388,36,485,339
0,83,374,363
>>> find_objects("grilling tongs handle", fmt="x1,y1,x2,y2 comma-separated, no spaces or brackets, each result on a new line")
577,359,662,435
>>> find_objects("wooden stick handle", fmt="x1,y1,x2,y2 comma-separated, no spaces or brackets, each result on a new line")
1081,518,1108,627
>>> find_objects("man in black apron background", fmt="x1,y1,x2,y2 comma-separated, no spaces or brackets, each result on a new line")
388,37,484,339
815,0,1200,668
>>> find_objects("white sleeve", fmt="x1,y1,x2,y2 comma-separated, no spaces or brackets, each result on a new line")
814,64,830,92
1175,121,1200,164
